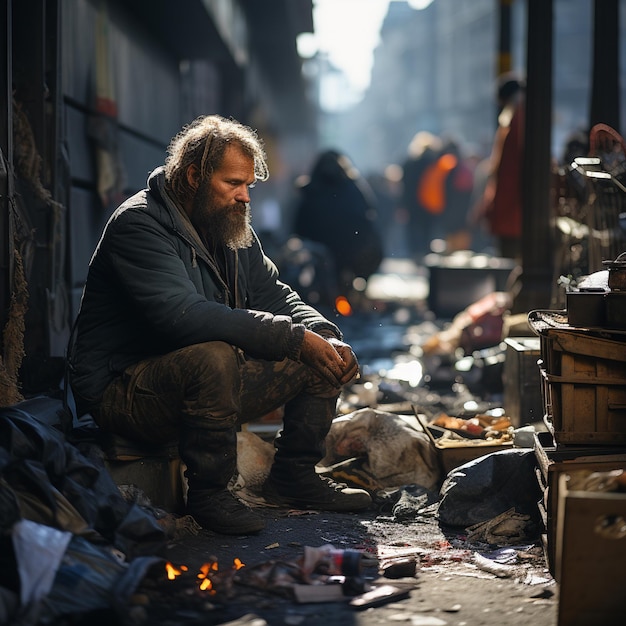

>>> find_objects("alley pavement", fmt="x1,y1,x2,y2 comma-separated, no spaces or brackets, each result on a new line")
126,257,558,626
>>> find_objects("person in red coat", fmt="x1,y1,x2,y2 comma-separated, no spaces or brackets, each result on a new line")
474,75,525,261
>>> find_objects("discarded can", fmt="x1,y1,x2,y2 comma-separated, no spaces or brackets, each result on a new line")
329,548,363,576
301,544,363,578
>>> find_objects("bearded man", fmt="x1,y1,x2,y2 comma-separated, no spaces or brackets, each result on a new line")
69,115,371,535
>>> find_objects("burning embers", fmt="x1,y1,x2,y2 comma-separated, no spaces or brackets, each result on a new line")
163,556,245,597
165,562,188,580
159,545,367,602
133,544,413,622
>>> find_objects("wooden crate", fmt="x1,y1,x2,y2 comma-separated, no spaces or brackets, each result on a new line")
533,431,626,578
539,329,626,444
556,471,626,626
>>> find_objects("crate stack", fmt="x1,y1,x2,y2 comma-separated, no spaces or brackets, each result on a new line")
529,309,626,625
538,324,626,446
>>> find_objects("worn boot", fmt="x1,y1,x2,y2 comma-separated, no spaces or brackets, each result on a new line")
180,419,265,535
263,393,372,512
264,470,372,512
185,488,265,535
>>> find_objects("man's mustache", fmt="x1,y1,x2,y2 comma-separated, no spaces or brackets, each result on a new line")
233,202,249,213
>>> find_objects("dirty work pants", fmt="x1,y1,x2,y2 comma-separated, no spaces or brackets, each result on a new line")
95,341,340,492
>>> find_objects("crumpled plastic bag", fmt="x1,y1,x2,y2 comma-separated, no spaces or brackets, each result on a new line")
437,449,542,531
5,518,162,625
38,535,161,620
0,399,166,557
13,519,72,607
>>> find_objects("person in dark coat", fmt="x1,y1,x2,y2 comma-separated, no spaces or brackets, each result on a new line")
68,115,371,536
293,149,383,295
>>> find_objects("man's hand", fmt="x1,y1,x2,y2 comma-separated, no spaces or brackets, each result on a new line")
299,330,360,388
325,337,360,385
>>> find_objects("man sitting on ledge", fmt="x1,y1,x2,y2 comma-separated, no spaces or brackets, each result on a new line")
68,115,371,535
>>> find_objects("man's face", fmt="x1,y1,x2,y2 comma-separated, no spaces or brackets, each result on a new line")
189,144,256,250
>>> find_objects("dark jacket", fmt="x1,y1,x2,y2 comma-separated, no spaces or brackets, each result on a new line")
293,156,382,283
69,167,341,416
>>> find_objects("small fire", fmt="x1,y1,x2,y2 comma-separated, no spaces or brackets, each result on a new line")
197,560,218,594
165,562,188,580
165,558,245,594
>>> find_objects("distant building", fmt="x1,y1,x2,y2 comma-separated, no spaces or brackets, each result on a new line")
320,0,626,176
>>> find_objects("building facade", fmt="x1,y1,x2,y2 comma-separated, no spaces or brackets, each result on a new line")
0,0,315,394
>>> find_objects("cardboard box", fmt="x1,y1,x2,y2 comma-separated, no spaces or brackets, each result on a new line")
534,431,626,579
539,328,626,444
415,412,513,475
555,471,626,625
503,337,543,427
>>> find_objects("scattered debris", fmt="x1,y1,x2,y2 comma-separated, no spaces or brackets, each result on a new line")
321,408,441,491
349,583,411,609
472,552,516,578
0,300,558,624
466,508,532,544
380,557,418,579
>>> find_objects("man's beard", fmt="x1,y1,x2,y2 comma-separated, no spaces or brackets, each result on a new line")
190,182,254,251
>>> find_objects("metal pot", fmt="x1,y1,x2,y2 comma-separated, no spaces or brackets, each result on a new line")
602,252,626,291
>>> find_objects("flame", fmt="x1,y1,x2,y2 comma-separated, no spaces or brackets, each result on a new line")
198,561,218,578
165,562,188,580
197,561,219,595
167,558,244,595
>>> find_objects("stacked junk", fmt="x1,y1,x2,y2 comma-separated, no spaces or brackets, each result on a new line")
529,262,626,626
529,126,626,626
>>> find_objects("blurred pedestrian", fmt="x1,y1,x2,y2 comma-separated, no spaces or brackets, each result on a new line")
401,131,443,262
366,164,403,257
467,154,496,254
293,149,383,296
437,138,475,253
472,74,525,260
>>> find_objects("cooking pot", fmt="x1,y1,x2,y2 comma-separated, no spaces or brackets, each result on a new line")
602,252,626,290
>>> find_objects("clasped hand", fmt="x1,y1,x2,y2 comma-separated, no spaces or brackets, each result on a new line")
299,330,360,389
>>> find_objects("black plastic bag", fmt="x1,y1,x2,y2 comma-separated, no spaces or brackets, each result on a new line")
437,449,542,528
